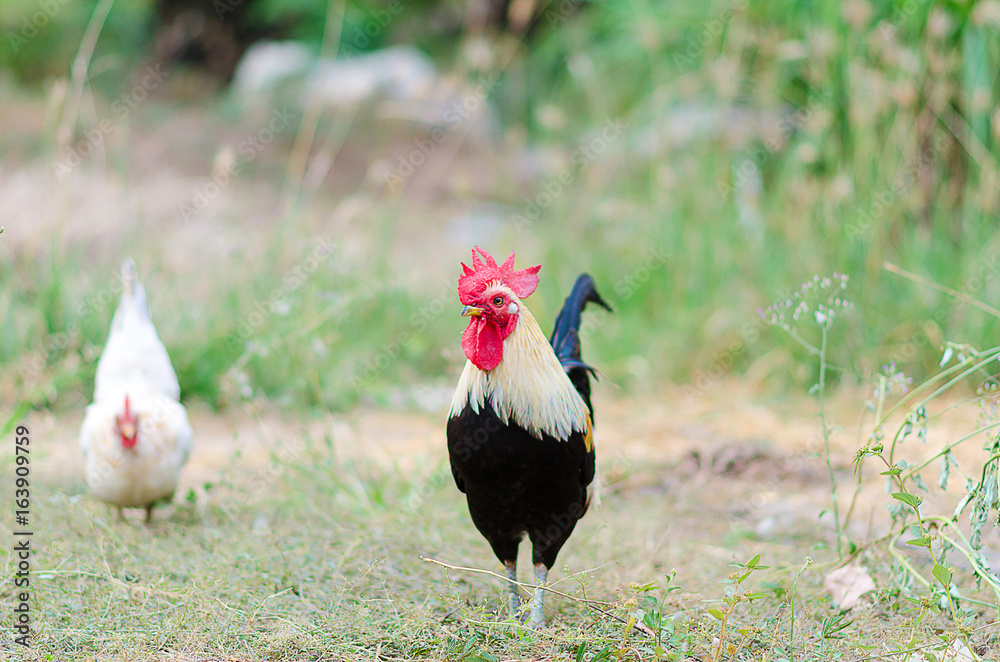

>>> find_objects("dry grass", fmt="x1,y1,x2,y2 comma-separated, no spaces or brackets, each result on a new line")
3,385,1000,660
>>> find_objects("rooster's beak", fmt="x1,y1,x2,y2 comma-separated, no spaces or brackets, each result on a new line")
461,305,483,317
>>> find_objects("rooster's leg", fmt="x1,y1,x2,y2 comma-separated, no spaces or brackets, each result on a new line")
117,507,126,522
145,505,154,524
504,560,521,617
529,563,548,628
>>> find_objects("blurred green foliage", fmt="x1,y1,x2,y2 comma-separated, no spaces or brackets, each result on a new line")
3,0,1000,411
0,0,444,82
0,0,151,81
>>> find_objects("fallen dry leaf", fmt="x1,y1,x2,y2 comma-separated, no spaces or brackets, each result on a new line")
823,565,876,609
942,639,976,661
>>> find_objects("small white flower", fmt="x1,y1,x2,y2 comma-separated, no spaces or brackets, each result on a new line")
815,310,828,325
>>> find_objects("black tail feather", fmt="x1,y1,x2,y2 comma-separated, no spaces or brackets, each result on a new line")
549,274,612,415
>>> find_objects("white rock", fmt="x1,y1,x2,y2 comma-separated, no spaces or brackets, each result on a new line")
233,42,440,112
233,41,314,97
310,45,437,108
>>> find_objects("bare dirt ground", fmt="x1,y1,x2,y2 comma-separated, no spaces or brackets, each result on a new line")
24,377,996,546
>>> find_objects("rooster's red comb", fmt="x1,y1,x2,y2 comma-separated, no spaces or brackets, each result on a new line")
458,247,541,304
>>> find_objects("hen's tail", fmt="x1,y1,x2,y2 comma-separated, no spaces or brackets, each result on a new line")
97,258,181,402
549,274,612,414
117,258,151,323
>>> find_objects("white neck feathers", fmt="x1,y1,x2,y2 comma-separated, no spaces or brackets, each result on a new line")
449,302,590,441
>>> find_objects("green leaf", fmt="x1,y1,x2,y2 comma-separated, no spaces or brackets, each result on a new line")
706,608,726,620
746,553,761,568
622,615,637,640
932,563,952,587
906,537,932,548
954,488,975,519
892,492,921,508
880,467,902,476
591,647,614,662
939,454,950,490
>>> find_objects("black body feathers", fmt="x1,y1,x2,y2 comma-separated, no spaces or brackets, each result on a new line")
549,274,612,415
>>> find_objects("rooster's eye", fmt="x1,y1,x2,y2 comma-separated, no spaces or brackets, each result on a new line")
493,296,504,306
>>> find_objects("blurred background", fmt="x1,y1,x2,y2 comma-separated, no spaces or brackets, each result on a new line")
2,0,1000,418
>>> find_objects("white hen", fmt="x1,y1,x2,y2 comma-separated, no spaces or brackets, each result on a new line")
80,259,192,522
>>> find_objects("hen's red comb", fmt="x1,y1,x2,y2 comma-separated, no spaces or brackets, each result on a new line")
458,246,541,304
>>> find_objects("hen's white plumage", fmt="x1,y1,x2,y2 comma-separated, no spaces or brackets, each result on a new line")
94,260,180,402
80,259,192,520
80,388,192,508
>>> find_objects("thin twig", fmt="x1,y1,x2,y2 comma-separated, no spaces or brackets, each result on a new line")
421,556,657,638
461,616,585,641
422,556,614,605
883,262,1000,320
842,622,998,662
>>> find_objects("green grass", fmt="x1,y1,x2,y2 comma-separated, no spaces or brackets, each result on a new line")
2,428,998,661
